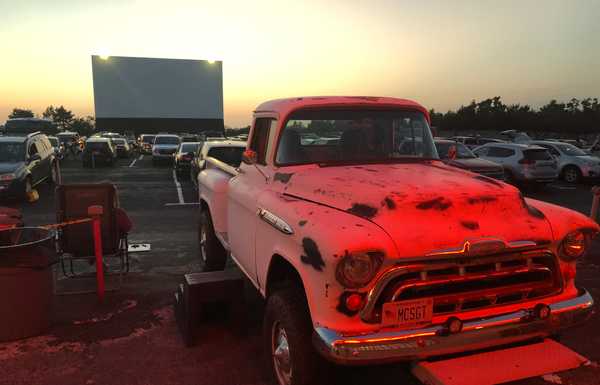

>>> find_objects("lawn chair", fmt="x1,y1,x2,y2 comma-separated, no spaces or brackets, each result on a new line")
55,183,129,284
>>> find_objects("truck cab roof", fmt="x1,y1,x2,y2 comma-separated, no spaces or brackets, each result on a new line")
254,96,430,122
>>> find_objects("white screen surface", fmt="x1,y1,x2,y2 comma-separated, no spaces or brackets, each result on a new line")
92,55,223,119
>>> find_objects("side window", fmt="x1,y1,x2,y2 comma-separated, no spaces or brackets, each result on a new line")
487,147,515,158
473,147,488,156
250,118,272,165
545,146,560,157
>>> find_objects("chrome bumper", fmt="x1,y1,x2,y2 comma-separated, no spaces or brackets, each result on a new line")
313,289,593,365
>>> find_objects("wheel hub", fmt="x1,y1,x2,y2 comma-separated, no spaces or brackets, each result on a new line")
199,225,207,262
272,322,292,385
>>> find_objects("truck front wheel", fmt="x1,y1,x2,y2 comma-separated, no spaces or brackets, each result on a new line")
198,209,227,271
264,286,319,385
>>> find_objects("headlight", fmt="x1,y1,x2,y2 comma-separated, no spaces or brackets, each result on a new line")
336,251,384,288
560,230,586,260
0,173,16,181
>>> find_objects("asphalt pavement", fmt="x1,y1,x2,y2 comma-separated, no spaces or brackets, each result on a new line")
1,155,600,385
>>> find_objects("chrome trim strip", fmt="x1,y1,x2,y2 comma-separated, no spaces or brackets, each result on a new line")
257,208,293,235
314,289,593,365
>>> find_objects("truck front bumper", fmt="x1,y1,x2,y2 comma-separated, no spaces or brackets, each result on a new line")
313,288,593,365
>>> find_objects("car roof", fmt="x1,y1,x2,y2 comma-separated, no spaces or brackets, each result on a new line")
530,140,568,146
478,142,547,150
254,96,430,122
434,139,460,144
0,135,28,143
155,134,180,138
86,137,111,143
203,140,246,150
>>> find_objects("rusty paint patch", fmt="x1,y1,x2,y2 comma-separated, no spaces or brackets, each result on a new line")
474,175,504,188
298,220,307,227
416,197,453,211
382,196,396,210
467,195,498,205
274,172,294,184
300,238,325,271
347,203,378,219
461,220,480,230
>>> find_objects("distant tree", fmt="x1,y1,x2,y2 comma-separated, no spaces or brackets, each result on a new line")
42,105,74,130
69,116,95,137
8,108,34,119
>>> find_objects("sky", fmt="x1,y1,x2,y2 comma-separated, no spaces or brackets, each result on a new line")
1,0,599,127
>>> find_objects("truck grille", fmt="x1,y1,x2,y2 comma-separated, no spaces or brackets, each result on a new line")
362,250,561,323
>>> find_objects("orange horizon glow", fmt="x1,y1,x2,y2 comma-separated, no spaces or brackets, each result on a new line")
1,0,599,127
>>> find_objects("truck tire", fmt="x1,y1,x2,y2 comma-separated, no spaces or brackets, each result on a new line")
198,209,227,271
263,286,319,385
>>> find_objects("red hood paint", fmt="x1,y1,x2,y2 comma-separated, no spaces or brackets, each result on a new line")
278,162,552,258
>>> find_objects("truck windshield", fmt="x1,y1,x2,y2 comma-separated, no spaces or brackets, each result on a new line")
276,109,438,166
0,143,25,162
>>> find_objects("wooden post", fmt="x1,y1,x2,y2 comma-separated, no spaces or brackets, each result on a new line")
88,205,105,302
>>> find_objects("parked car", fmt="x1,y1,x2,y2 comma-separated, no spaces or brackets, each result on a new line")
152,134,181,165
434,139,504,179
190,140,245,188
173,142,202,177
197,96,596,385
47,136,65,161
57,131,81,157
82,138,117,167
139,134,156,154
473,143,558,186
530,140,600,183
111,138,132,158
0,131,59,201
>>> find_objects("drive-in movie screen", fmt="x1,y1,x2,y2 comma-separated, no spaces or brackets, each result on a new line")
1,1,600,385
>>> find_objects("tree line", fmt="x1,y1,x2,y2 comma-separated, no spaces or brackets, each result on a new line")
6,106,95,136
430,97,600,137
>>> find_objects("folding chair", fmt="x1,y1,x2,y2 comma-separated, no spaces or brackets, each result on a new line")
55,183,129,289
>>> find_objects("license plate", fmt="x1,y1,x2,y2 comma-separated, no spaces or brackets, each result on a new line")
382,298,433,328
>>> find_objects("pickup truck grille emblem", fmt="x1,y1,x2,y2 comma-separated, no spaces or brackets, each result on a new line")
257,208,293,235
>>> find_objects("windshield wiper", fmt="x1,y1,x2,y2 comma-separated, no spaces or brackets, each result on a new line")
318,157,438,167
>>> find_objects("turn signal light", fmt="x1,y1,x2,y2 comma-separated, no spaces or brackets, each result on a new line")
345,293,364,312
560,231,586,261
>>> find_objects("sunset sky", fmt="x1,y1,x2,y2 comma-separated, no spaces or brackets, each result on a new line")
1,0,599,127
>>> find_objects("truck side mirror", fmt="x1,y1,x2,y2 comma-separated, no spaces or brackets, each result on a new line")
242,149,257,165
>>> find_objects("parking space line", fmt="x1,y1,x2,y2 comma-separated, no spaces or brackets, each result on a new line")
139,155,144,160
128,158,137,167
165,202,201,207
172,170,185,204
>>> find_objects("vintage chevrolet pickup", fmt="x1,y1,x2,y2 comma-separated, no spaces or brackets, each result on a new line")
197,96,597,385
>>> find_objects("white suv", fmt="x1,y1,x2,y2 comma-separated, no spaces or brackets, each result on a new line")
473,143,558,186
152,134,181,165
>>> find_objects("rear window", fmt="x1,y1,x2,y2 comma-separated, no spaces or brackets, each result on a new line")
180,143,200,153
524,149,552,161
207,147,244,167
142,135,155,143
86,142,109,150
155,136,180,145
0,142,25,162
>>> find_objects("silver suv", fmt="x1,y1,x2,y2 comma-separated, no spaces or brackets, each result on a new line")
473,143,558,186
530,140,600,184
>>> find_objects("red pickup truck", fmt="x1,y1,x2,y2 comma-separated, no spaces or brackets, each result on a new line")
197,96,597,385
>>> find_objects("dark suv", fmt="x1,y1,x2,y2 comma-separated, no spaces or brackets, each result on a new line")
0,132,59,201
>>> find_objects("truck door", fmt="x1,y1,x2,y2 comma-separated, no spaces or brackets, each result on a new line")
227,118,274,285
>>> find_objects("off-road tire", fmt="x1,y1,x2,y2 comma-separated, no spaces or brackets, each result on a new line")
198,209,227,271
263,286,320,385
563,166,582,184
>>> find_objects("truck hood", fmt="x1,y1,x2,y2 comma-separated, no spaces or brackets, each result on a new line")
278,162,552,258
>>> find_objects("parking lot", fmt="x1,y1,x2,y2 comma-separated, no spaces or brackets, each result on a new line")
2,155,600,385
